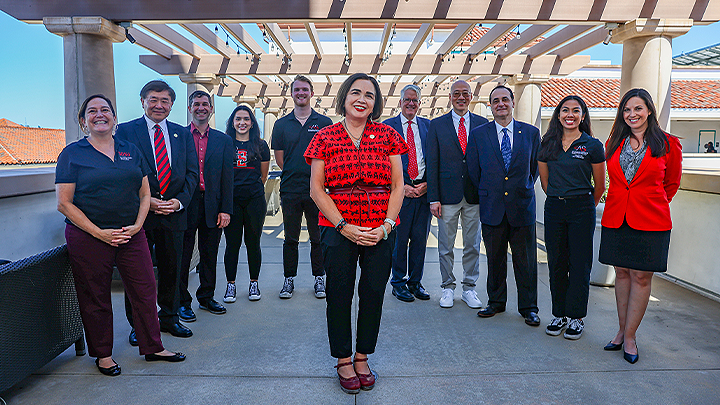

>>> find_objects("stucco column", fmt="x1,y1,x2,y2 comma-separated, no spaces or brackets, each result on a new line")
471,99,489,119
44,17,125,144
508,74,549,129
263,109,279,144
612,19,692,132
180,73,220,128
233,96,258,109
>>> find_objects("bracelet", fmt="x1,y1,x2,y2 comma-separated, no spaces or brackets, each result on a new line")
380,224,388,240
335,218,348,233
384,218,396,231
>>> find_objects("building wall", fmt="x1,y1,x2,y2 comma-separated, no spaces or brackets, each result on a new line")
0,191,66,261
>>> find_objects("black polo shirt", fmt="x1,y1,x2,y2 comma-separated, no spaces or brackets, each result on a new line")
232,138,271,199
271,109,333,194
55,137,150,229
539,132,605,197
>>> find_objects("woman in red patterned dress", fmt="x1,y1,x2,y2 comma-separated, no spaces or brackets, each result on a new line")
305,73,407,394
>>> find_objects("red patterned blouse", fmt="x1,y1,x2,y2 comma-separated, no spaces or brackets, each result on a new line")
305,121,408,228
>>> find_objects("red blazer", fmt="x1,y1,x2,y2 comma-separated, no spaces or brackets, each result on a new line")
601,134,682,231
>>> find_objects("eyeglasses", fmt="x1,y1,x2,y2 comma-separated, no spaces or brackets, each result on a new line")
402,98,419,104
451,91,471,99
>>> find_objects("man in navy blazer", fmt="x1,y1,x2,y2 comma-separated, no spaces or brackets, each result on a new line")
426,80,488,309
382,84,432,302
116,80,199,340
466,85,541,326
177,90,234,322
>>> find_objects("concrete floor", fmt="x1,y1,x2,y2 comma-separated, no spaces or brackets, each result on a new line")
3,213,720,404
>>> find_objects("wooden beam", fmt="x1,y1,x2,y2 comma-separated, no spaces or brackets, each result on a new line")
263,23,295,56
128,27,176,60
221,23,264,56
550,26,607,59
435,23,475,56
345,22,353,59
138,24,208,59
378,23,392,56
521,25,597,59
465,24,517,57
304,22,323,59
181,23,235,59
494,24,557,59
407,23,434,58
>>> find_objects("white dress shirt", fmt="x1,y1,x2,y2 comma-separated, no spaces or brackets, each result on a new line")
143,114,172,170
451,109,470,137
400,114,425,180
494,119,514,150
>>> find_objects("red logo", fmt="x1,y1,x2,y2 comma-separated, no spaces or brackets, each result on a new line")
236,150,247,167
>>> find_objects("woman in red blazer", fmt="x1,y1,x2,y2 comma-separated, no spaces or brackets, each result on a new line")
599,88,682,364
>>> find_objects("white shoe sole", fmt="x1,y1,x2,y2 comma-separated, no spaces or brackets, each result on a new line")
279,292,293,299
315,291,326,298
439,300,453,308
223,297,237,303
461,297,482,309
248,295,261,301
564,331,583,340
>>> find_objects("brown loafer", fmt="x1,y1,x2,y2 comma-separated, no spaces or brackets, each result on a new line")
334,361,360,394
353,357,377,391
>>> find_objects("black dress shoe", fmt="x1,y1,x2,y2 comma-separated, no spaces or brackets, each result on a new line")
178,306,196,322
392,285,415,302
524,312,541,326
604,341,623,351
477,306,505,318
128,328,138,347
624,341,639,364
145,352,186,362
407,283,430,300
159,321,193,338
95,358,121,376
199,299,227,315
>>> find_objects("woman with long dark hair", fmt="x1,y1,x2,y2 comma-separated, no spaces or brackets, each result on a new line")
222,105,270,303
538,95,605,340
305,73,407,394
599,88,682,364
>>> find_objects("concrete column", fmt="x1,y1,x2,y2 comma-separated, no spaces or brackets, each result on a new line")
44,17,125,144
471,100,489,119
179,73,220,128
263,109,279,144
233,96,258,109
612,19,692,132
508,74,549,129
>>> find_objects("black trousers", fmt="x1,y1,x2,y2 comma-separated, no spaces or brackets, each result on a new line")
180,190,223,306
281,192,323,278
223,194,266,281
125,226,184,325
321,226,395,359
481,214,538,316
391,193,432,287
544,195,596,319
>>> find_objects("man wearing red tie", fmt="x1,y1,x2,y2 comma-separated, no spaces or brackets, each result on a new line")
383,85,432,302
426,80,489,309
116,80,199,341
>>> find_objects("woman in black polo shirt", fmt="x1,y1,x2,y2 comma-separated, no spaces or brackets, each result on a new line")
538,95,606,340
222,105,270,302
56,95,185,376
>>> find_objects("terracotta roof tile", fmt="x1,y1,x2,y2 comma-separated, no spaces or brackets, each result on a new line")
0,121,65,165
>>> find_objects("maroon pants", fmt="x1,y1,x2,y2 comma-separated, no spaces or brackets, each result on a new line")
65,223,164,357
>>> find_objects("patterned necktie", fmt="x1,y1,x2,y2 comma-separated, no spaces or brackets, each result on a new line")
458,117,467,154
153,124,171,196
501,128,511,171
406,121,419,180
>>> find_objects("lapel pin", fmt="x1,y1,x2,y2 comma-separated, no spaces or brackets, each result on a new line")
174,133,178,138
369,135,375,139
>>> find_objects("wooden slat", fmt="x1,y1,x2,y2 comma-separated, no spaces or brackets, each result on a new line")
304,22,324,59
128,27,176,60
494,24,557,59
521,25,597,59
263,23,295,56
139,23,209,59
221,23,265,56
182,23,235,58
550,26,607,59
464,24,517,57
345,22,353,59
436,23,475,56
407,23,434,58
378,23,392,56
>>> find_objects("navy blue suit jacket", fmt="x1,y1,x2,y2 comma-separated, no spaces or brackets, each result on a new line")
116,117,199,231
186,126,234,228
426,111,488,205
382,115,431,184
466,119,540,227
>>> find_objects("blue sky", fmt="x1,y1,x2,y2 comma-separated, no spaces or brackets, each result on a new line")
1,10,718,132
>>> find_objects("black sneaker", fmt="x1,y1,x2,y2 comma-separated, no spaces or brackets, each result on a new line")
314,276,326,299
223,282,237,303
545,317,568,336
564,318,584,340
279,277,294,299
248,281,261,301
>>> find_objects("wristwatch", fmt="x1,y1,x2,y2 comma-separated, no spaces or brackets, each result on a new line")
383,218,396,231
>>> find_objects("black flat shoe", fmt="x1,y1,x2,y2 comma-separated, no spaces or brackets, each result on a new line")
524,312,541,327
604,341,623,351
407,283,430,300
477,306,505,318
178,305,197,322
145,352,186,362
199,299,227,315
159,321,193,338
128,328,138,347
391,285,415,302
95,358,121,376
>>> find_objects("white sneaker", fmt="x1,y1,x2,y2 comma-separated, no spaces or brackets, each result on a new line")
461,290,483,309
439,288,454,308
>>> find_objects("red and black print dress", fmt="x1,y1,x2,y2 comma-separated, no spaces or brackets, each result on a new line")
304,121,408,229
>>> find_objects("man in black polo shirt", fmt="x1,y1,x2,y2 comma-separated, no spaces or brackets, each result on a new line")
271,75,333,299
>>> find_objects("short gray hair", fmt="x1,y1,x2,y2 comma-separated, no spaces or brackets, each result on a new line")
400,84,422,100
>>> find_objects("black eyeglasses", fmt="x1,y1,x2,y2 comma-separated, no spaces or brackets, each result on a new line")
402,98,419,104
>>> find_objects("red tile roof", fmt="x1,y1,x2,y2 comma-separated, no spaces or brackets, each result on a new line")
542,78,720,109
0,120,65,165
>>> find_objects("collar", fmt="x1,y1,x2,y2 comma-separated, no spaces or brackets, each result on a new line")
494,119,514,135
291,108,315,122
451,109,469,122
144,115,168,133
400,114,416,126
190,122,209,137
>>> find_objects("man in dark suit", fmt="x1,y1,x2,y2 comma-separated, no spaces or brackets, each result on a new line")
426,80,488,309
466,85,541,326
117,80,199,340
177,90,234,322
382,84,432,302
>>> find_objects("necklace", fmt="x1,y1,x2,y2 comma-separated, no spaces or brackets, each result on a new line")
562,134,581,151
342,120,363,141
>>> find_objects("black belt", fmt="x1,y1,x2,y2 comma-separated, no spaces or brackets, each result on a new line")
549,193,591,200
407,179,426,186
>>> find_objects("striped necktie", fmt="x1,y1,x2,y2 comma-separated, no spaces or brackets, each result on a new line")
153,124,171,196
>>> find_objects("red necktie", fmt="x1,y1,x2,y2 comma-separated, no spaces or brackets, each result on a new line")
406,121,419,180
458,117,467,154
153,124,171,196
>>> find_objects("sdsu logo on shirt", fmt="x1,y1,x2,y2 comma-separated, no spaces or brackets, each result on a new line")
309,124,320,133
571,145,588,159
236,149,248,167
118,151,133,161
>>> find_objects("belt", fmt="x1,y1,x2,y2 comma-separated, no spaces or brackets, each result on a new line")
407,179,426,186
327,184,390,195
549,193,591,200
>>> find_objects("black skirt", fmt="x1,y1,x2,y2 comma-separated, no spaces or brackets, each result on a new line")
599,221,671,272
